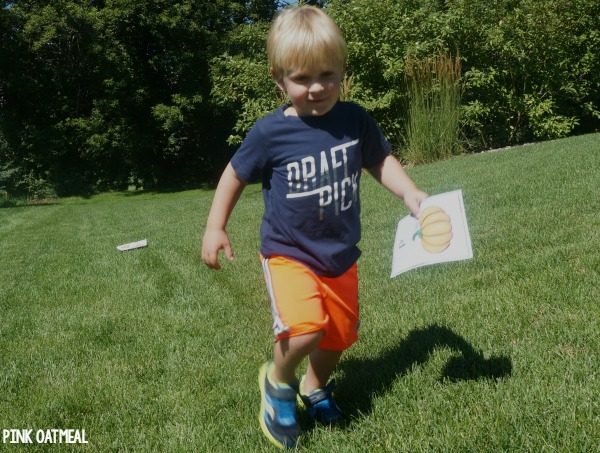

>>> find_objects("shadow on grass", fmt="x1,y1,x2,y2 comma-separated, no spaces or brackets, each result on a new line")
336,323,512,420
119,182,217,197
1,198,61,209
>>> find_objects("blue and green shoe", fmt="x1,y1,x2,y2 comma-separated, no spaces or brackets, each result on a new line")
258,362,300,449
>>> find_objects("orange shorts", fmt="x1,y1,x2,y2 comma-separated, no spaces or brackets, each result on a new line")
261,255,359,351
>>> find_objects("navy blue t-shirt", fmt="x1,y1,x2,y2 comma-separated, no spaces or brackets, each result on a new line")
231,101,391,277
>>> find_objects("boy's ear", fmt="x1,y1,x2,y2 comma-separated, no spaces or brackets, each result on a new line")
274,79,286,93
271,68,286,93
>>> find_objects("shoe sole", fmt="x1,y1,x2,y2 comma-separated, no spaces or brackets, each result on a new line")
258,362,288,449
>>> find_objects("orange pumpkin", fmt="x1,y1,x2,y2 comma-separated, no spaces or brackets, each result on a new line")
418,206,453,253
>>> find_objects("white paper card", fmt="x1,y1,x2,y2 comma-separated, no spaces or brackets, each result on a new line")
391,190,472,277
117,239,148,252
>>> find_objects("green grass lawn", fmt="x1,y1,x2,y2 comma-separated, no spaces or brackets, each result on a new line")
1,133,599,451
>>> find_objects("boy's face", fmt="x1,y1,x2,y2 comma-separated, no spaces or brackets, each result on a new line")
275,65,343,117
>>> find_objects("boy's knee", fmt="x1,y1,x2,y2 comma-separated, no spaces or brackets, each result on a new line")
297,330,324,347
280,330,324,354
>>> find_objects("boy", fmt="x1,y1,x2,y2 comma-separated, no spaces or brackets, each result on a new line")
201,5,427,449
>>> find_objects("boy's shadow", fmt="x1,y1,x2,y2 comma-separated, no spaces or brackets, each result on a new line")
336,323,512,419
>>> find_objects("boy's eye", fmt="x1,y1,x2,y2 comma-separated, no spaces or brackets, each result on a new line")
291,74,310,83
288,70,337,84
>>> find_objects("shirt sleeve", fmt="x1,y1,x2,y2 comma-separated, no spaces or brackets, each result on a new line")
360,108,392,169
230,122,269,183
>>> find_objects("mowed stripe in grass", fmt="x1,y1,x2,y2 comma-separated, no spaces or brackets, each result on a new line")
1,133,599,451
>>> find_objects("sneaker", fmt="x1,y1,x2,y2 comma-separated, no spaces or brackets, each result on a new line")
258,361,300,449
298,375,345,426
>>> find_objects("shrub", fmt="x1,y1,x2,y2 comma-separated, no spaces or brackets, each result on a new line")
402,53,462,164
209,22,281,146
327,0,600,151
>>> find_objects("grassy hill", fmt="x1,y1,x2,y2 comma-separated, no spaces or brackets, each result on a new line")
1,133,599,451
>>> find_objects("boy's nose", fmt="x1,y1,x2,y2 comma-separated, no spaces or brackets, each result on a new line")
308,81,325,94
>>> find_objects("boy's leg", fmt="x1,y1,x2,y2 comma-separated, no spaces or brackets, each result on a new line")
297,263,358,425
303,348,343,393
258,361,299,449
297,348,346,426
261,255,330,385
259,255,354,442
300,260,358,393
272,331,324,385
258,332,324,449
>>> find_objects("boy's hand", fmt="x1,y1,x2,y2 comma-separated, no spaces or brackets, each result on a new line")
201,228,234,270
403,188,429,218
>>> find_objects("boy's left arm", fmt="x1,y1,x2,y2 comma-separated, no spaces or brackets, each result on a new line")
368,155,428,217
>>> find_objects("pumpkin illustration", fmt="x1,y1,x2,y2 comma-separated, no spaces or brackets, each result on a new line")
417,206,453,253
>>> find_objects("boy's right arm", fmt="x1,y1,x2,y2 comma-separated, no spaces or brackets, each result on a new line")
201,162,247,270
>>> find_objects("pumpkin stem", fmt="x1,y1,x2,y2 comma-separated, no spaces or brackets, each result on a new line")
412,229,422,241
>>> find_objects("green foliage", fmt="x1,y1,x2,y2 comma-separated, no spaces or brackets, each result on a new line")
455,0,600,147
402,53,462,163
525,96,580,140
0,1,279,195
209,23,281,146
327,0,600,150
1,0,599,195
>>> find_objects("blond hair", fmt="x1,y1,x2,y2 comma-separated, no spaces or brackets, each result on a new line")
267,5,347,80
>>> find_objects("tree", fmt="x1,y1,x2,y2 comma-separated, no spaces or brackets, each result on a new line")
326,0,600,150
0,0,280,196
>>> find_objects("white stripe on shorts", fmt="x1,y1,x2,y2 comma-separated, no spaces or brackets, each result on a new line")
262,257,289,336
